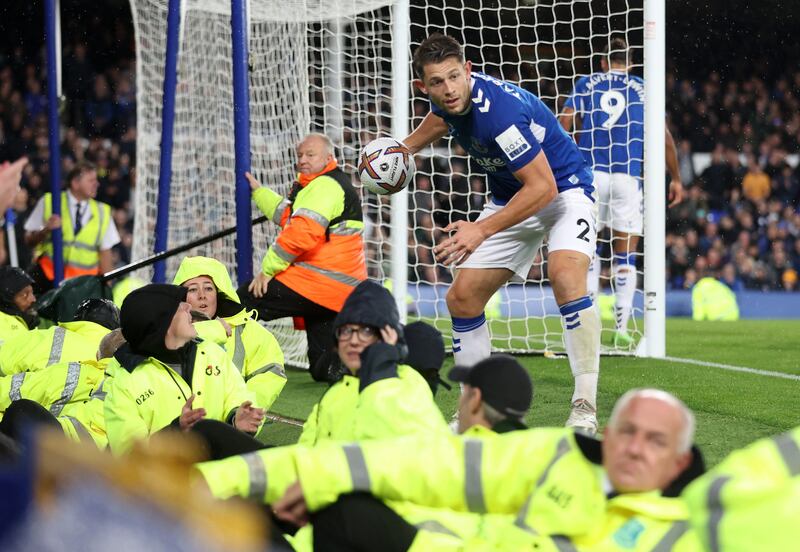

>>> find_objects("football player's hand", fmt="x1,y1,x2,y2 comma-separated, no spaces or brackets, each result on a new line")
248,272,271,298
245,171,262,191
434,220,488,266
668,178,684,208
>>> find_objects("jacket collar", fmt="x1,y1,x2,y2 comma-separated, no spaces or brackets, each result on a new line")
297,159,338,187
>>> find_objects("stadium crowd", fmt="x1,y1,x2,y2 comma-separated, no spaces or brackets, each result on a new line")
1,32,800,294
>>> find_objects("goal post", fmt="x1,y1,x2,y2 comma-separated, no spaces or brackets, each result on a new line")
130,0,661,367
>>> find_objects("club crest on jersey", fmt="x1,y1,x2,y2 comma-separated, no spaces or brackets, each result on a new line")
495,125,531,161
471,137,489,153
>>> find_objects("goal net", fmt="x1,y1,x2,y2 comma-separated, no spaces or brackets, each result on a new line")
130,0,645,366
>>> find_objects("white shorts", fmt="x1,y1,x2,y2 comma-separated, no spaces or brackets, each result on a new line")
594,171,643,234
460,188,598,282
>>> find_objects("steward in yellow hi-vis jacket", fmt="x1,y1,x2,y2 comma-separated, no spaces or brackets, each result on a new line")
269,389,704,551
0,298,118,374
173,256,286,411
683,426,800,552
238,133,367,381
104,284,260,455
195,285,449,508
0,267,38,347
0,328,128,449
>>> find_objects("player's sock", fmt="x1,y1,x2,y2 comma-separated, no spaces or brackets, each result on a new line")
560,296,600,406
586,246,601,301
613,253,637,333
451,314,491,368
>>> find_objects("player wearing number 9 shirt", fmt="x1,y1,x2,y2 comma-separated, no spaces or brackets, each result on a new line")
402,34,601,432
560,38,683,347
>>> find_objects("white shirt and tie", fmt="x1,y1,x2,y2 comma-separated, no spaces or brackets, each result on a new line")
24,190,121,250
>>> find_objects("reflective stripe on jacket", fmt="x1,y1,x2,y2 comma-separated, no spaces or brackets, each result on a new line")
38,192,112,279
0,320,109,375
254,167,366,312
683,427,800,552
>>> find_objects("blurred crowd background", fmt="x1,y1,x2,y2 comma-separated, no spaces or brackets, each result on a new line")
1,1,798,291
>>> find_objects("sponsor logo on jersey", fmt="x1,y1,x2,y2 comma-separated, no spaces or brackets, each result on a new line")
474,156,506,172
495,125,531,161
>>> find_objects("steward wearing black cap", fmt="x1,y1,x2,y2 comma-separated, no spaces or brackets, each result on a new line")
0,267,38,346
104,284,264,455
449,354,533,435
299,280,449,445
0,298,120,374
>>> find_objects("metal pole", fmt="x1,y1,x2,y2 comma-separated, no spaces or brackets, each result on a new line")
324,19,345,148
232,0,254,284
45,0,64,284
642,0,666,357
153,0,182,283
390,0,410,323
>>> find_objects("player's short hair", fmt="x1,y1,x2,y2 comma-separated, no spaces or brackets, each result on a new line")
608,388,696,453
67,161,97,188
605,38,629,65
412,33,464,80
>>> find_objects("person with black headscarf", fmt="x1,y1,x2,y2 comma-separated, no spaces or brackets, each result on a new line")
0,266,38,347
104,284,265,455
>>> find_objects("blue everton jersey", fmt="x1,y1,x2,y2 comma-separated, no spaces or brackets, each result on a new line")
565,70,644,177
430,72,594,204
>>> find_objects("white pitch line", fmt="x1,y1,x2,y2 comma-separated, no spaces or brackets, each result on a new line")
660,356,800,382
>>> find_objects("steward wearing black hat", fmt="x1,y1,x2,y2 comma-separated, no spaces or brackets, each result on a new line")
0,267,38,345
104,284,264,455
298,279,449,445
449,354,533,435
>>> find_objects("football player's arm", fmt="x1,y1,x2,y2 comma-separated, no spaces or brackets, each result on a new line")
475,151,558,238
402,112,449,154
665,127,684,207
558,106,582,135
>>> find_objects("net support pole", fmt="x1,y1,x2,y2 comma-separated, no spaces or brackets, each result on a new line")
232,0,253,284
153,0,182,283
45,0,64,284
390,0,410,323
642,0,666,357
324,19,345,148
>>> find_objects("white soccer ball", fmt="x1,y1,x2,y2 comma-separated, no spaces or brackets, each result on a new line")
357,137,415,195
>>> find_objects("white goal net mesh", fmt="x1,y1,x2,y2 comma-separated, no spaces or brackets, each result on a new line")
131,0,644,366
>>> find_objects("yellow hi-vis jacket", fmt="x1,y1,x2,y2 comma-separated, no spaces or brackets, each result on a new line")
691,278,739,321
195,361,449,506
0,320,109,375
104,339,256,455
36,192,112,280
683,427,800,552
173,256,286,411
0,311,31,348
0,358,115,449
291,429,604,540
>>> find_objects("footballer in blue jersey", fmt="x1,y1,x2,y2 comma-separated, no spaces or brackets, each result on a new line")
402,34,601,433
560,38,683,347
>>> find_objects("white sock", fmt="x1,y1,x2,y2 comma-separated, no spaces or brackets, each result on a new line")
613,254,637,333
451,314,491,368
586,251,601,301
560,296,600,406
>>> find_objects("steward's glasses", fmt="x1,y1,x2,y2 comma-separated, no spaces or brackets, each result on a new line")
335,325,378,341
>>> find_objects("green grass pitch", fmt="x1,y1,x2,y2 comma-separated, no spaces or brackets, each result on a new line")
259,318,800,467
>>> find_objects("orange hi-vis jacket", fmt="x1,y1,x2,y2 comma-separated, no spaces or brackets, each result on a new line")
253,161,366,312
